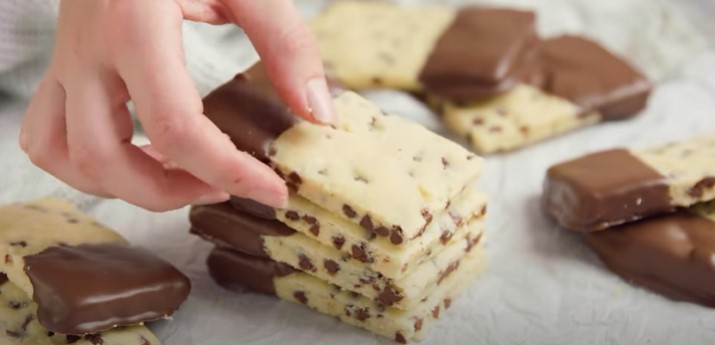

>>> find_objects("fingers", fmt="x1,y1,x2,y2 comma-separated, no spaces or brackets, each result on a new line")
63,71,231,211
221,0,337,124
20,74,111,197
113,1,288,208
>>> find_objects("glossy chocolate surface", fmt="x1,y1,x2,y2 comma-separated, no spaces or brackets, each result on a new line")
543,149,671,231
588,212,715,308
420,8,538,101
190,202,294,257
539,36,651,119
202,63,296,162
207,247,295,295
24,244,191,335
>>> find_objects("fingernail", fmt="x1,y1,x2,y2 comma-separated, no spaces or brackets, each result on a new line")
245,182,288,209
193,190,230,206
306,77,338,124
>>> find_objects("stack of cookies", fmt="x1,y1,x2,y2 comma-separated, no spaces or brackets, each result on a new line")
543,134,715,307
189,64,488,343
0,198,191,345
311,1,652,153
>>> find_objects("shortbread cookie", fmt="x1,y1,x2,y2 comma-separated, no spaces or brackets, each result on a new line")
207,242,485,343
227,187,487,280
269,91,482,245
0,198,191,335
311,1,455,90
543,134,715,231
436,36,650,154
0,274,161,345
203,72,483,246
191,201,483,309
587,201,715,308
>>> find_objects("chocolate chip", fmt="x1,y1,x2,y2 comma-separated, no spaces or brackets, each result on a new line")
351,243,373,263
372,77,384,85
520,126,530,135
421,209,433,223
6,330,21,338
413,155,423,162
309,224,320,236
293,291,308,304
438,261,460,285
376,226,390,237
84,333,104,345
360,215,374,232
324,260,340,275
354,175,369,183
298,254,315,272
342,205,357,218
377,286,403,306
467,233,483,252
318,169,328,175
441,157,449,169
285,211,300,221
440,230,453,245
488,126,502,133
286,182,299,193
9,241,27,247
390,228,404,244
449,212,463,226
687,177,715,197
369,116,379,130
414,318,423,331
8,301,27,310
444,298,452,309
5,254,12,264
302,215,317,224
432,305,441,318
65,334,82,344
332,235,345,250
47,331,55,337
472,118,484,125
354,307,370,321
395,332,407,344
287,172,302,185
268,147,277,157
349,291,360,298
479,204,487,216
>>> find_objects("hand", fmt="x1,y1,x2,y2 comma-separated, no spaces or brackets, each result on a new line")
19,0,336,211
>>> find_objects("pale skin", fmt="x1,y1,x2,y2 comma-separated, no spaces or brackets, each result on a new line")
19,0,337,211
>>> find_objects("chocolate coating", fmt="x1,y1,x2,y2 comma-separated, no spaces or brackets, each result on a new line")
189,202,294,257
419,8,538,101
539,36,651,119
202,63,296,162
543,149,671,231
23,243,191,335
0,273,7,286
207,247,295,295
229,196,277,220
587,213,715,308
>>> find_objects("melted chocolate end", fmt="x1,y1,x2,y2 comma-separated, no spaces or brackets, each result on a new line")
24,243,191,335
189,202,294,257
587,213,715,308
207,248,295,295
543,149,671,231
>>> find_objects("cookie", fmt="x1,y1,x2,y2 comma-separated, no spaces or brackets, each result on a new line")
0,274,160,345
207,240,486,343
191,201,484,309
586,202,715,308
543,134,715,231
0,198,191,335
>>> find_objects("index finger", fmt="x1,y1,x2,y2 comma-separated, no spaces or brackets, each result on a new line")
113,0,287,208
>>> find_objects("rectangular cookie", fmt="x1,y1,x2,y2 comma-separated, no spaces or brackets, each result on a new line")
586,200,715,308
190,202,483,309
0,198,190,336
207,242,486,343
434,36,651,154
543,134,715,231
269,91,483,245
0,274,160,345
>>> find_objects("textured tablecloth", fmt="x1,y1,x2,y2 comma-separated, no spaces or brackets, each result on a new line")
1,1,715,344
